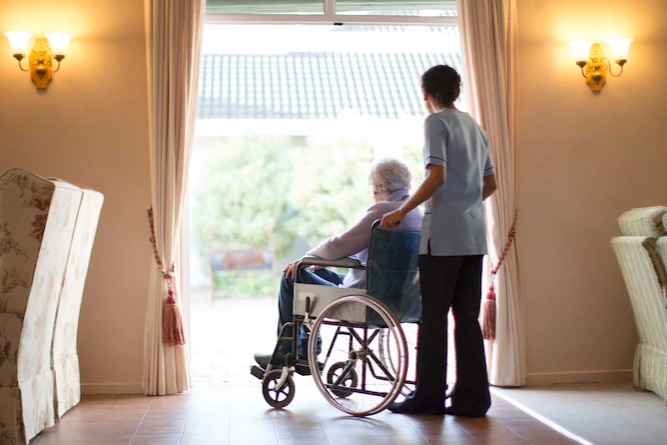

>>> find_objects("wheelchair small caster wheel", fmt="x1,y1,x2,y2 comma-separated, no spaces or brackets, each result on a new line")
327,362,358,398
262,370,295,409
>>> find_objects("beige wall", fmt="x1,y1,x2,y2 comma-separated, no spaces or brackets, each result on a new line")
1,0,666,392
516,0,667,383
0,0,151,392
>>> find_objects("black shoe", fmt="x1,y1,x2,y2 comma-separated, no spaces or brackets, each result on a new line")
294,358,324,376
389,396,445,415
444,406,486,418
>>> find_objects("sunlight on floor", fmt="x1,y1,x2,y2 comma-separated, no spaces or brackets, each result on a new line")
189,288,277,388
189,286,454,391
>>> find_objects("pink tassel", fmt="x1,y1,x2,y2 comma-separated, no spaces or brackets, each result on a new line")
148,208,186,347
482,208,517,342
163,290,185,346
481,288,496,341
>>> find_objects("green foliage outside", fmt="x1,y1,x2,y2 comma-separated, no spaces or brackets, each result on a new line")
190,133,425,297
211,269,275,298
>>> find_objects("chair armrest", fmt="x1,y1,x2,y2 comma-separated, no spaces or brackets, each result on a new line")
299,256,364,269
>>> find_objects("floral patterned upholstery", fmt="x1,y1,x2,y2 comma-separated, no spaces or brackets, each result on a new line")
51,185,103,419
0,169,103,444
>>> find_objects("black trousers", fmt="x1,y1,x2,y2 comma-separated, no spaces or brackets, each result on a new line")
415,254,491,415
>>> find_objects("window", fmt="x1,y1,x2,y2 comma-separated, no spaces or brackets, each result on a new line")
189,7,460,387
206,0,457,17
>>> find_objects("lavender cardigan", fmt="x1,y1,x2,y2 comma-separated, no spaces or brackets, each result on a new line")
307,188,422,288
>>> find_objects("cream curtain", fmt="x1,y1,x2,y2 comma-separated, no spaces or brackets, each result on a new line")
143,0,204,396
457,0,525,386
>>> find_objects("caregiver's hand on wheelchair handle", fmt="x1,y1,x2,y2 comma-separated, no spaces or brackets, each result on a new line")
380,209,403,229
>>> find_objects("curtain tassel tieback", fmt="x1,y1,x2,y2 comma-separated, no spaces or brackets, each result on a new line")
162,285,186,347
481,285,497,341
482,208,517,341
148,207,186,347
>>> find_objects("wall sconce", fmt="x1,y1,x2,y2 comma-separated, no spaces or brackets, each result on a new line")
4,31,72,90
568,38,632,93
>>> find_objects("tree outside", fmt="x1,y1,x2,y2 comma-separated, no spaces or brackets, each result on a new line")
190,133,426,297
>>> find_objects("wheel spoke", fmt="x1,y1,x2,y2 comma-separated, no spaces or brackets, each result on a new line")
308,294,408,416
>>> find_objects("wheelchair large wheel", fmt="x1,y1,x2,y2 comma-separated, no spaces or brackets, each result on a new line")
308,294,408,416
262,370,295,409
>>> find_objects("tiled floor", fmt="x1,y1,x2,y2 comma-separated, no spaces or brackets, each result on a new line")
32,386,579,444
31,291,580,444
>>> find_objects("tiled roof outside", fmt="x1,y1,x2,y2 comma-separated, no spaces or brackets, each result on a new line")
198,51,462,120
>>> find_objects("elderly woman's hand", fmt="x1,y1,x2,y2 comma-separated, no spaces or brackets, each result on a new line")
284,259,303,281
380,209,403,229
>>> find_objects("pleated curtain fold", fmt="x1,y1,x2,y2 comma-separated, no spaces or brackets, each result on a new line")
143,0,204,396
457,0,525,387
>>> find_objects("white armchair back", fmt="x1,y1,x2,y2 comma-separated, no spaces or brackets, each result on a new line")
0,169,103,445
611,206,667,403
52,185,103,418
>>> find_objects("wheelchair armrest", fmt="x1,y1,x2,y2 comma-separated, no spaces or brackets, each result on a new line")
299,256,364,269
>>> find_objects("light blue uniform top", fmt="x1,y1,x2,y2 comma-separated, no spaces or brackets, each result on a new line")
419,108,495,256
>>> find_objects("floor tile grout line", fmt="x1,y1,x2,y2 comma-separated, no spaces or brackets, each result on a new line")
315,413,332,445
176,401,194,445
127,394,150,445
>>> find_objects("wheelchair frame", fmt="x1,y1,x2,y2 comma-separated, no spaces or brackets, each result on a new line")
251,221,420,417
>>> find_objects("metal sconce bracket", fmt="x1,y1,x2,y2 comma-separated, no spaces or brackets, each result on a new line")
30,37,55,90
571,38,631,94
578,43,606,93
5,31,70,91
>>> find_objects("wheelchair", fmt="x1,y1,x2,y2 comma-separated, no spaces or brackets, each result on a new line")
250,221,421,417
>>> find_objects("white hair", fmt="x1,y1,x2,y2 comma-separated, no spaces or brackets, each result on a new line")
368,157,411,194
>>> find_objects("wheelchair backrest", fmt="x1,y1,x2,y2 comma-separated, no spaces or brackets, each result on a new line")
366,222,421,324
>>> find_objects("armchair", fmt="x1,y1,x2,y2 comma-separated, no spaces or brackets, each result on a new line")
611,206,667,402
0,168,103,444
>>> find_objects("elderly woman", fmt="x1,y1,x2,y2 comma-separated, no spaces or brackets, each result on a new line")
254,157,422,373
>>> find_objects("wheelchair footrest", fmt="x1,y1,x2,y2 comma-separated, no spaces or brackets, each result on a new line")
250,365,265,380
